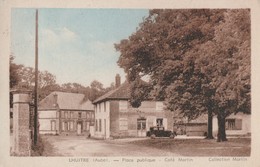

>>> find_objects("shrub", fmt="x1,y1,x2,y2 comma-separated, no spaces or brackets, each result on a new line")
31,136,44,156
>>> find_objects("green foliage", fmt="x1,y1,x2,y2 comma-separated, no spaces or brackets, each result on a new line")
31,136,44,156
10,55,23,89
116,9,250,141
10,58,115,102
129,78,153,108
88,80,114,101
115,9,227,118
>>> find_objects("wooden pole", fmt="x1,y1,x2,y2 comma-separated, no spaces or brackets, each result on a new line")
34,9,38,145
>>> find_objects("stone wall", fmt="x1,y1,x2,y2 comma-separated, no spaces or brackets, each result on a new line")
11,90,31,156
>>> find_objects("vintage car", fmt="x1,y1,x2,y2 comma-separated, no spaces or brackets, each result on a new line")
146,126,176,139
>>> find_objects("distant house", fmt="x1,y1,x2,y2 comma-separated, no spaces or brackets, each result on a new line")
92,74,174,139
38,91,95,136
213,112,251,136
173,112,251,137
172,112,208,136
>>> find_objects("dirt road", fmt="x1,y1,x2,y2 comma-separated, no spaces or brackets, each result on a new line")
42,135,179,156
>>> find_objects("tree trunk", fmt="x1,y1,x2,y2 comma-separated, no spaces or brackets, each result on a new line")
217,112,228,142
205,109,214,139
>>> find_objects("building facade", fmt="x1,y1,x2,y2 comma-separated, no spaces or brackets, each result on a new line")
93,75,174,139
213,112,251,136
173,112,251,137
38,92,95,136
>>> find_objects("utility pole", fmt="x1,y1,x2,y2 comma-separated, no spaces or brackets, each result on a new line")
34,9,38,145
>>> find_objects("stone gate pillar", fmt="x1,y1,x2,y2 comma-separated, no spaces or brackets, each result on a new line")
11,90,31,156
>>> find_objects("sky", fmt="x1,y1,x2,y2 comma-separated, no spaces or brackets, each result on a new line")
11,8,149,87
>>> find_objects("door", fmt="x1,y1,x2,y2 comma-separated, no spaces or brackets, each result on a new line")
63,121,68,131
104,119,106,139
77,122,82,135
137,118,147,137
86,122,90,131
156,118,163,127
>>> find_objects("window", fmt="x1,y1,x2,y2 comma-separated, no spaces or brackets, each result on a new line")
99,103,101,112
78,112,82,118
104,119,106,131
104,102,106,112
106,101,109,112
137,118,146,130
156,102,164,111
61,111,64,118
86,113,89,119
64,112,68,118
70,121,74,131
156,118,163,127
99,119,102,132
70,112,73,118
82,121,85,131
226,119,242,130
51,120,56,131
95,119,98,131
62,121,69,131
119,100,128,111
119,118,128,130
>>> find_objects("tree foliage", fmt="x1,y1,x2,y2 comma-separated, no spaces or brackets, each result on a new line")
10,58,115,102
115,9,250,142
10,55,23,89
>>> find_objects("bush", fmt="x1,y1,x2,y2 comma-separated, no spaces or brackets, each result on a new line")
31,136,44,156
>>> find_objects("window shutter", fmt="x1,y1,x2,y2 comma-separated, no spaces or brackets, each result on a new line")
119,118,128,130
153,118,157,126
163,118,167,129
235,119,242,130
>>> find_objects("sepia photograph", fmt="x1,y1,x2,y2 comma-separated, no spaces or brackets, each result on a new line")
1,0,260,167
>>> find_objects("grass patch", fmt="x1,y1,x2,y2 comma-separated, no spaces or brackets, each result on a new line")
41,136,61,156
31,135,59,156
31,136,44,156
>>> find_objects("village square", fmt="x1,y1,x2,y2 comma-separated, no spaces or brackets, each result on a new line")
9,8,251,157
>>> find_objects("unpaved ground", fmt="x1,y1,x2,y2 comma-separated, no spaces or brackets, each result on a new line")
128,137,251,156
42,135,179,156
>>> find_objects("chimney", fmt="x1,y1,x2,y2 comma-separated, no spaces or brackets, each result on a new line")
115,74,121,88
53,93,58,108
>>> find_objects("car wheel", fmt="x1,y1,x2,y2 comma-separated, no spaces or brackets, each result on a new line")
151,134,156,139
169,134,175,139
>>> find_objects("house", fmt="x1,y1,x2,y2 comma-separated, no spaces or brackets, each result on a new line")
38,91,95,136
173,111,250,137
172,112,208,136
92,74,174,139
213,112,251,136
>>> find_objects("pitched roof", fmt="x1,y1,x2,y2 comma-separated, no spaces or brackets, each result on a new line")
39,91,94,111
93,82,130,104
189,114,208,123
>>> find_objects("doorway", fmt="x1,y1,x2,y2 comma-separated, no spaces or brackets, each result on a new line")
137,118,146,137
77,122,82,135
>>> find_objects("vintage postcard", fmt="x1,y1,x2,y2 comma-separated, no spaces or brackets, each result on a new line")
0,0,260,167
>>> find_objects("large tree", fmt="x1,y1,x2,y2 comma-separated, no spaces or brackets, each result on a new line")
9,59,60,101
10,55,24,89
193,9,251,141
115,9,250,142
10,57,116,104
88,80,115,101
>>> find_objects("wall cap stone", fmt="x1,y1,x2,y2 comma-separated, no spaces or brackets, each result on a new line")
11,89,32,95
